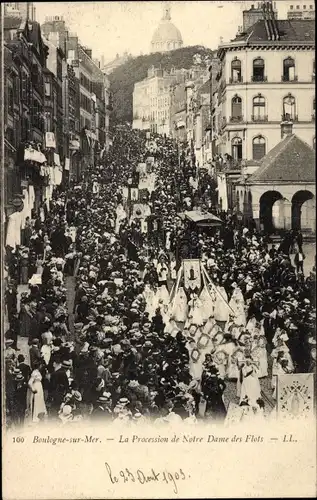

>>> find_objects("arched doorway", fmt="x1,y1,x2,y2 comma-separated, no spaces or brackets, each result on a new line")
259,191,283,233
292,190,315,232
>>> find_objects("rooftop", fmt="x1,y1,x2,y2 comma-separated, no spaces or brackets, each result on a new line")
246,134,316,184
232,19,315,44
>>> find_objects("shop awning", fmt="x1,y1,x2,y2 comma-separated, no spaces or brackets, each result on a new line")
177,120,185,129
24,147,47,164
54,153,61,166
177,210,223,226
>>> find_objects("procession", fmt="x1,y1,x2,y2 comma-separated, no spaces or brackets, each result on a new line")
4,124,316,428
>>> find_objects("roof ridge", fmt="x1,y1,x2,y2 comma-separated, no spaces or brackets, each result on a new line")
249,134,294,181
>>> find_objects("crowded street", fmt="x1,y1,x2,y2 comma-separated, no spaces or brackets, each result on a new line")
4,125,316,427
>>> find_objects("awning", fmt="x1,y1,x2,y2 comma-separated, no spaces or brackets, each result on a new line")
177,120,185,129
24,147,47,164
53,153,61,166
177,210,223,226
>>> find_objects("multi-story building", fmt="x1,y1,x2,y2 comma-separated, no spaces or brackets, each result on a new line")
4,16,49,247
102,51,132,75
212,5,315,164
43,36,65,163
133,66,204,136
41,16,110,176
63,64,81,181
287,2,315,20
4,2,36,21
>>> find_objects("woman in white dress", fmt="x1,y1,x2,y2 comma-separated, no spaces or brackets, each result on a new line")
251,335,268,378
214,286,230,326
25,369,47,423
171,286,188,323
199,286,215,323
239,358,261,406
143,284,156,320
187,293,204,327
229,287,246,327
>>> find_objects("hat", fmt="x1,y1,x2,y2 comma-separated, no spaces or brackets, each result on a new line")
119,397,129,405
62,360,72,368
31,339,39,345
5,339,14,346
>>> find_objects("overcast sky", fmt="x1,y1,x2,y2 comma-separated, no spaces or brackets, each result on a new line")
35,1,291,63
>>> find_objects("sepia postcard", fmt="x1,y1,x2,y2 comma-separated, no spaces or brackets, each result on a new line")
1,1,316,498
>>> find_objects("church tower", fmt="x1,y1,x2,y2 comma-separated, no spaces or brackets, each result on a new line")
150,2,183,53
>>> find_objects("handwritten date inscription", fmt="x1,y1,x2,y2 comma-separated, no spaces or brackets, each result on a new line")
105,462,190,494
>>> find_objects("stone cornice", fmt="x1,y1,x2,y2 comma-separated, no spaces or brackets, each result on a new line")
218,42,315,60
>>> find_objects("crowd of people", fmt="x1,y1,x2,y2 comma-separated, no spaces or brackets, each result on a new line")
4,125,316,428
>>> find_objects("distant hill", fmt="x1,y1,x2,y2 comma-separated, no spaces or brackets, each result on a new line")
109,45,215,125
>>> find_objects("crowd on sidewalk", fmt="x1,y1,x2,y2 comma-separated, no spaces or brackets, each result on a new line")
4,125,316,428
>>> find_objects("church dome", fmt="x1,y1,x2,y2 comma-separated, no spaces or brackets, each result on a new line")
150,5,183,53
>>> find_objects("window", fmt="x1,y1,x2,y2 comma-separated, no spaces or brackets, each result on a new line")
231,136,242,160
313,137,316,149
290,5,294,9
283,57,296,81
68,50,75,60
45,81,51,96
313,60,315,80
303,5,306,9
313,98,315,120
252,58,265,82
296,5,300,8
231,95,242,121
252,135,266,160
252,57,266,82
252,94,266,121
8,85,14,113
283,94,296,121
231,58,242,83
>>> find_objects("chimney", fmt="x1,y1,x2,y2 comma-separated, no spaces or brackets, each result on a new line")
281,120,293,139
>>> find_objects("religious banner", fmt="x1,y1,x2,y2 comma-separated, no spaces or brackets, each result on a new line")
130,187,139,202
224,402,244,427
131,203,151,220
183,259,201,291
277,373,314,419
136,163,147,174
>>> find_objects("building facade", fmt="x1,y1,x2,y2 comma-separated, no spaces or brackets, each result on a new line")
212,9,315,164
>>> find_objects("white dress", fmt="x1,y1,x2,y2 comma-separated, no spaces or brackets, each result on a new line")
229,288,246,327
186,296,204,327
157,284,169,306
143,285,156,319
239,365,262,406
251,337,268,378
171,287,188,323
199,287,214,323
214,286,229,323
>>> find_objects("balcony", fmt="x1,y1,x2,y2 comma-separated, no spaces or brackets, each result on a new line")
281,75,298,82
229,76,243,84
251,114,268,122
251,75,268,82
229,115,243,123
281,114,298,122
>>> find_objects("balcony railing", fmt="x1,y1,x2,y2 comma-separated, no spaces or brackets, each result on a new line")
229,76,243,84
281,75,298,82
281,114,298,122
251,75,268,82
251,114,268,122
229,115,243,123
220,116,227,129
